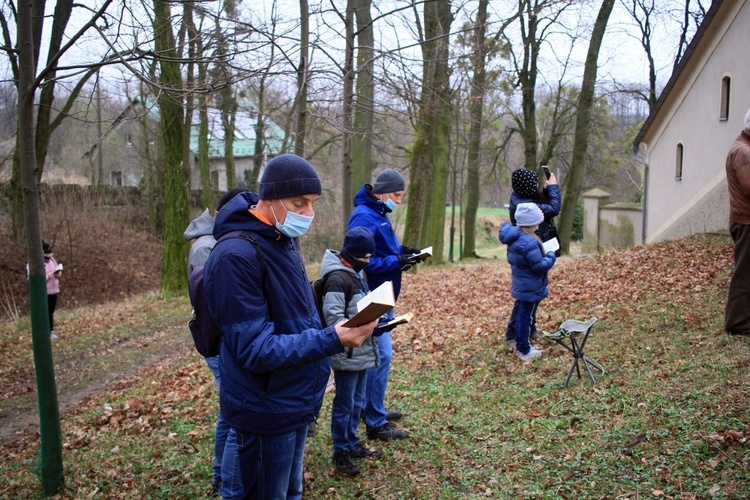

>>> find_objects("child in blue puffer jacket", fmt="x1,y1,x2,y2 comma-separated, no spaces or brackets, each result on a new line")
499,203,557,360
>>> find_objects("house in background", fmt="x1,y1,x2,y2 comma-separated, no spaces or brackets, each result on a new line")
83,97,286,190
633,0,750,244
190,100,287,191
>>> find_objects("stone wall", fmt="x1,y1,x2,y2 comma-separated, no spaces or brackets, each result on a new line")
582,189,643,253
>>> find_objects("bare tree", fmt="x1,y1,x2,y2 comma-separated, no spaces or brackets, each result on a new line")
403,0,454,261
558,0,616,254
293,0,310,156
350,0,375,200
151,0,189,293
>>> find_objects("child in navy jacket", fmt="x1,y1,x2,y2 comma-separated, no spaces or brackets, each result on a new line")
499,203,557,360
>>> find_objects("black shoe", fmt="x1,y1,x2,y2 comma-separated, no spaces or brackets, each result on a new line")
366,422,408,441
333,451,360,476
350,443,383,459
386,409,403,421
728,330,750,335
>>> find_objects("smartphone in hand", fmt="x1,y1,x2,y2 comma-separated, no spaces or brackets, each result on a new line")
542,165,551,179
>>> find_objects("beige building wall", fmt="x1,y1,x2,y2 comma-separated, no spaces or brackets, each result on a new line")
638,0,750,243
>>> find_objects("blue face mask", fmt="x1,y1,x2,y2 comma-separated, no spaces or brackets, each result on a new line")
384,197,397,211
273,201,314,238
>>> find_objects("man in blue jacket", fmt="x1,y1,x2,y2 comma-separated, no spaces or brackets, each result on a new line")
348,169,421,441
203,154,378,499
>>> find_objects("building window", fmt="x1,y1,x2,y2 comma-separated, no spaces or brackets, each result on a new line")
720,76,731,121
211,170,220,189
111,171,123,186
125,134,133,147
675,143,683,181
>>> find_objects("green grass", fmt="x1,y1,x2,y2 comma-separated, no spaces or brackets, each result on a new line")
1,234,749,499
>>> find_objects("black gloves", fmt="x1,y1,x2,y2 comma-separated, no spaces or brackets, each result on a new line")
403,246,420,255
398,254,420,271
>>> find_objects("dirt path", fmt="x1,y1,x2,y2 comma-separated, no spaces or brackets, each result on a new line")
0,327,193,448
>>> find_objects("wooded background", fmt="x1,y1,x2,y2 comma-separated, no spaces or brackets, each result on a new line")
2,0,710,291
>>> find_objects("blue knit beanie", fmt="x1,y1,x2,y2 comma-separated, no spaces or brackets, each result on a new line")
342,226,375,259
258,154,322,200
372,169,406,194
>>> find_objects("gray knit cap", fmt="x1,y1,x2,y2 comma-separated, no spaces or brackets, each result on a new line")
515,203,544,227
372,169,406,194
258,154,322,200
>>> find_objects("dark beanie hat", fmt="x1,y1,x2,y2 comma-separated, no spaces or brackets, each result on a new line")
372,169,405,194
511,168,539,199
342,227,375,259
42,241,52,253
216,187,246,212
258,154,322,200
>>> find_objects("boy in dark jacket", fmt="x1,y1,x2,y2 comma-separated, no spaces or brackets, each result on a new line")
320,227,383,476
499,203,557,360
203,154,378,498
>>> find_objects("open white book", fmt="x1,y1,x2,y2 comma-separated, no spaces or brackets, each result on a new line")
381,312,413,329
414,246,432,260
542,238,559,254
55,263,64,272
341,281,395,327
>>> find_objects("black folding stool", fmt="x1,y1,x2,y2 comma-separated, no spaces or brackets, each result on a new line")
543,317,607,388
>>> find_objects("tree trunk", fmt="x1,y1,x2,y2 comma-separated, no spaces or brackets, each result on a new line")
250,74,268,191
34,0,73,183
293,0,309,156
520,0,539,171
221,102,237,188
462,0,488,258
215,20,237,189
558,0,615,254
17,0,64,492
198,90,213,208
342,0,355,231
153,0,189,293
404,0,453,262
350,0,374,218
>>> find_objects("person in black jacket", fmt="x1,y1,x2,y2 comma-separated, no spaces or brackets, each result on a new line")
505,167,561,351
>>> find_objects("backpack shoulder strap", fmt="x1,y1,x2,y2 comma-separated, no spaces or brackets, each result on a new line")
324,269,356,317
215,230,267,282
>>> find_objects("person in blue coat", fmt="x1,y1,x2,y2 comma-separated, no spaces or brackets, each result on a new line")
499,203,557,360
505,167,561,351
203,154,378,499
348,169,421,441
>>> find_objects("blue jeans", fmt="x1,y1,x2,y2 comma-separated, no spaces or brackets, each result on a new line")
235,427,307,499
364,310,394,428
204,356,242,498
331,369,368,453
514,301,539,355
505,300,537,342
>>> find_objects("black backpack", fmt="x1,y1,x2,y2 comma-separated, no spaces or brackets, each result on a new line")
311,269,354,327
188,231,266,357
